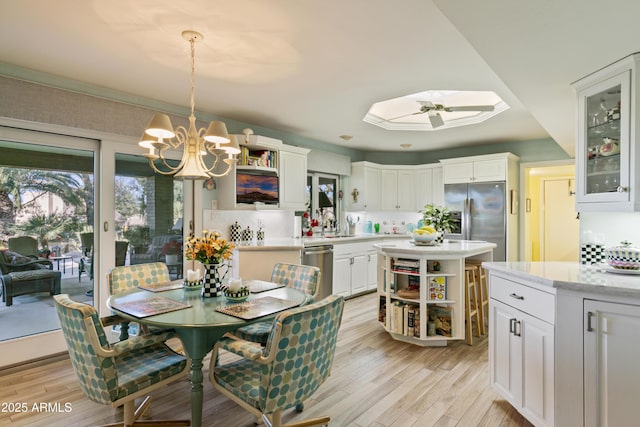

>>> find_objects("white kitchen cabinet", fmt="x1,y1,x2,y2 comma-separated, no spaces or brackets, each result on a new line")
583,299,640,427
217,137,309,210
381,168,414,210
572,53,640,211
349,162,380,211
414,164,443,210
332,241,376,297
489,273,555,427
441,153,517,184
279,145,310,210
366,249,378,290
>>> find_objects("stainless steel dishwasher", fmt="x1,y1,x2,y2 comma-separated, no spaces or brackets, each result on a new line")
302,245,333,299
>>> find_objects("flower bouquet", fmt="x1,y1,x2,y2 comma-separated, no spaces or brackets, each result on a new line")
184,230,236,297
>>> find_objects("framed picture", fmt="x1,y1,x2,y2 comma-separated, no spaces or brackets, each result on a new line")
510,189,518,214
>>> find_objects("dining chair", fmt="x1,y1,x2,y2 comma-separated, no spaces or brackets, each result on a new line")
107,262,172,339
210,294,344,427
53,294,190,427
233,263,321,345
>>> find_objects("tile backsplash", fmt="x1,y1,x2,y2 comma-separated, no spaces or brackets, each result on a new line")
580,211,640,247
344,211,422,235
202,209,295,240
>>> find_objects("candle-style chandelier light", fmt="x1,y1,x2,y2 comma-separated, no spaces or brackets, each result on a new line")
139,30,239,179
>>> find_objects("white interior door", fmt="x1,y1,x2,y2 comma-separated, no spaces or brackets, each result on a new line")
542,178,579,261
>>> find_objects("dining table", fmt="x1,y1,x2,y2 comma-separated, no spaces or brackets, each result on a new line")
107,284,308,427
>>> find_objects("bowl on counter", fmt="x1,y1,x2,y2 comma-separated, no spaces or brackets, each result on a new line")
411,230,438,244
605,241,640,270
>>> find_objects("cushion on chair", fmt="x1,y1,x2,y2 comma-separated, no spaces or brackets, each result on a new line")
232,321,272,345
114,343,188,400
214,295,344,416
271,263,320,299
108,262,171,295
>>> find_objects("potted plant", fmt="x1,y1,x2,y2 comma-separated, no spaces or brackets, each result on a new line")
162,240,182,265
419,204,454,243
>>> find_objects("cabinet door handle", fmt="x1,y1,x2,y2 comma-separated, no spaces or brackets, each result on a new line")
509,293,524,300
350,257,354,265
509,318,517,334
514,320,521,337
587,311,595,332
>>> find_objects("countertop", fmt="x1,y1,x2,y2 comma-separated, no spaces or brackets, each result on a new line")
374,239,497,257
483,261,640,298
235,233,409,251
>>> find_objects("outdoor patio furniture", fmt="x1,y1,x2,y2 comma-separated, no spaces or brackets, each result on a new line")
129,235,181,265
8,236,41,259
0,250,61,307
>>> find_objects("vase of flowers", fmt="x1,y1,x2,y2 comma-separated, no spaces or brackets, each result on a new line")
184,230,236,297
419,204,455,244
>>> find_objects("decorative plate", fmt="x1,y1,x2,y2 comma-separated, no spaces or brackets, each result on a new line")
600,265,640,275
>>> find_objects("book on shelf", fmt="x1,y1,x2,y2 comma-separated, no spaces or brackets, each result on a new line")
429,276,447,300
215,296,299,320
429,305,453,337
378,296,387,324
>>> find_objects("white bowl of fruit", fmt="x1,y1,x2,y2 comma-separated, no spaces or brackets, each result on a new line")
412,225,438,244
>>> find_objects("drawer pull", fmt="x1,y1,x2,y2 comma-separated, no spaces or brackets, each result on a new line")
509,293,524,300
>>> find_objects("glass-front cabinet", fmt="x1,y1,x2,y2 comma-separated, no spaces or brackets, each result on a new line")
573,54,640,211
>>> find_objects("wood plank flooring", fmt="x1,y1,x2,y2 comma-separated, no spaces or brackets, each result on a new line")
0,293,533,426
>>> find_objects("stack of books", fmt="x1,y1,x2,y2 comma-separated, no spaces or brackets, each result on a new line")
392,258,420,274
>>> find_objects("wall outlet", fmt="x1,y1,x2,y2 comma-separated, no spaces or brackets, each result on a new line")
211,200,218,209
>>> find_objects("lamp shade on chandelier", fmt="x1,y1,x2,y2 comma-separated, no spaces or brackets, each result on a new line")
139,30,239,179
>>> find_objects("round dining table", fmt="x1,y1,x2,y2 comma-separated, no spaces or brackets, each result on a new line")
107,285,308,427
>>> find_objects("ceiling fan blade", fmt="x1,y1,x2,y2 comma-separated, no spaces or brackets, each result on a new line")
445,105,495,112
428,111,444,128
386,110,426,122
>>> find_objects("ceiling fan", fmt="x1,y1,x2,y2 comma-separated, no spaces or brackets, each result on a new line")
387,100,496,128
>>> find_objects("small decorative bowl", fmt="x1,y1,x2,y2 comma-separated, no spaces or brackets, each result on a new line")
412,231,437,244
606,241,640,270
224,288,250,302
183,280,202,290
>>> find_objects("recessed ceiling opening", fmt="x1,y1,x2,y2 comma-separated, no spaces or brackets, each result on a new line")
363,90,509,131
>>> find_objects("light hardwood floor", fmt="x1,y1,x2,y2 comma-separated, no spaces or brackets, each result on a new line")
0,293,532,427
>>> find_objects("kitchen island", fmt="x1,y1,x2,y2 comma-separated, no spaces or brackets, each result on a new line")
483,261,640,427
375,240,496,346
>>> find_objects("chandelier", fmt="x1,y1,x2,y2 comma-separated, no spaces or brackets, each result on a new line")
139,30,239,179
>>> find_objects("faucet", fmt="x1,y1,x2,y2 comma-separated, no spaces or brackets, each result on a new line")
316,208,325,237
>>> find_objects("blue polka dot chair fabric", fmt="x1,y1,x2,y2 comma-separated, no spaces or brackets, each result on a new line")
107,262,172,339
210,294,344,426
233,263,321,345
53,294,189,426
107,262,171,295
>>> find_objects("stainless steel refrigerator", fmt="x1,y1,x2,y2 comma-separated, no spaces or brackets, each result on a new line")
444,182,507,261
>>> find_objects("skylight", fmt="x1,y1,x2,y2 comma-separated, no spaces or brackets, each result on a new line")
363,90,509,131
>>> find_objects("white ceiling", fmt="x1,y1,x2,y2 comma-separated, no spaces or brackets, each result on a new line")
2,1,637,155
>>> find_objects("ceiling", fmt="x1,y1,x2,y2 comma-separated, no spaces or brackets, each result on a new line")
1,1,639,155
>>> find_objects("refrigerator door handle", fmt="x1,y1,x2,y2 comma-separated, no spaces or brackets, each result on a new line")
463,198,470,240
465,198,473,240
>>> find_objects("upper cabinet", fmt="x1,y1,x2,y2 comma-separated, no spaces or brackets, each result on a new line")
218,135,309,210
440,153,517,184
348,162,381,211
349,162,442,212
414,165,443,210
572,53,640,211
279,145,310,210
380,168,414,210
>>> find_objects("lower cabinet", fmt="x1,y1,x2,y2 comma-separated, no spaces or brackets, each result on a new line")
583,299,640,427
489,274,555,427
332,241,378,297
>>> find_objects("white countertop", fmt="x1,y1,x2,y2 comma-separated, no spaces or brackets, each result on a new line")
483,261,640,298
235,233,409,251
375,239,496,257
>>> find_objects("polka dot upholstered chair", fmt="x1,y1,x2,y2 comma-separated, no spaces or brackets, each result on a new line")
210,294,344,427
53,294,189,427
107,262,171,339
233,263,321,345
